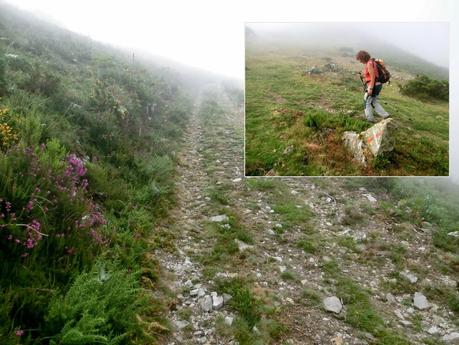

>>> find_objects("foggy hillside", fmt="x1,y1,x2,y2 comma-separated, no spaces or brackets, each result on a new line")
246,23,449,80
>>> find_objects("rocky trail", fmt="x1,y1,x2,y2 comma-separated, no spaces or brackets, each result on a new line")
155,86,458,345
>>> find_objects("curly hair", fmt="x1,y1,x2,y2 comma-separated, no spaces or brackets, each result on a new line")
356,50,371,63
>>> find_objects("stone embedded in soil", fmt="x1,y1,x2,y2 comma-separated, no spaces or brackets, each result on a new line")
447,231,459,238
323,296,343,314
224,316,234,326
209,215,229,222
385,293,396,304
211,292,224,310
200,295,213,312
442,332,459,344
413,292,429,310
222,293,232,303
363,193,377,203
235,239,253,251
427,325,441,335
400,270,418,284
174,319,190,330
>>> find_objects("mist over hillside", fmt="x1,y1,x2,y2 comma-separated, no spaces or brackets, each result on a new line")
246,23,449,80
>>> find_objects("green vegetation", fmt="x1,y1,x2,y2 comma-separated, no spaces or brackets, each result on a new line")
0,4,193,343
216,278,285,345
321,260,410,344
245,45,448,176
399,75,449,101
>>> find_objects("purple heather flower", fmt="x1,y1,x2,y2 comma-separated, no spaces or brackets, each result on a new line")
26,238,35,249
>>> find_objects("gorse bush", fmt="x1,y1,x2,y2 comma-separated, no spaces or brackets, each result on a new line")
399,74,449,101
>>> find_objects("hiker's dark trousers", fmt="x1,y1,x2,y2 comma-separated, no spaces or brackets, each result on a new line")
364,83,389,121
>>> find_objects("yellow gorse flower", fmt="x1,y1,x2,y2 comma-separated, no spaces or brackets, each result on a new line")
0,106,19,150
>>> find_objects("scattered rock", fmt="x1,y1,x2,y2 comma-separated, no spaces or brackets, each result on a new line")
427,325,441,335
332,335,344,345
235,239,253,251
394,309,405,319
363,193,377,203
184,280,193,288
400,270,418,284
224,316,234,326
209,215,229,223
200,295,213,312
279,265,287,273
222,293,232,303
307,66,322,75
413,292,429,310
323,296,343,314
385,293,396,304
211,292,224,310
442,332,459,344
447,231,459,238
232,177,242,183
174,319,190,330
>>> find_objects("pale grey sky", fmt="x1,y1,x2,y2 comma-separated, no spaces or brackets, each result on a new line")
247,22,449,68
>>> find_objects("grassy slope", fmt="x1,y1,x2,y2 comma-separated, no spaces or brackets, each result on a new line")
245,44,449,176
0,4,195,343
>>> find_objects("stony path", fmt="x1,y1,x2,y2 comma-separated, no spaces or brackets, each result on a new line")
156,85,459,345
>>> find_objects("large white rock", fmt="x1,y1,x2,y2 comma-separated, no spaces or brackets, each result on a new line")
323,296,343,314
342,118,396,165
343,131,367,165
361,118,395,156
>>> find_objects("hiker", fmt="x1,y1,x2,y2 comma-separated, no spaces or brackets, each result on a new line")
356,50,390,122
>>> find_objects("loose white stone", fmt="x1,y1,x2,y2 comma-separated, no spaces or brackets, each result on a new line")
413,292,429,310
224,316,234,326
200,295,213,312
210,215,229,222
323,296,343,314
442,332,459,343
211,292,224,310
235,239,254,251
400,270,418,284
174,320,190,330
427,325,441,335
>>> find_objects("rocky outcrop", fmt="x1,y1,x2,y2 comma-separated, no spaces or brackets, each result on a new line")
343,118,395,166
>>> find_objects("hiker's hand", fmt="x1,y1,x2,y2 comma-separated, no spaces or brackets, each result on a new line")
367,89,373,96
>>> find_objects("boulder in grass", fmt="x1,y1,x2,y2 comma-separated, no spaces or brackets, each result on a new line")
343,131,367,166
361,118,395,156
342,118,396,165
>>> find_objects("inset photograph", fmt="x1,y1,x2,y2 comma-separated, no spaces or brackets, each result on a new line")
245,22,449,176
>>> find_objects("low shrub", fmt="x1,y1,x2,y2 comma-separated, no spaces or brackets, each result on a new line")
399,75,448,101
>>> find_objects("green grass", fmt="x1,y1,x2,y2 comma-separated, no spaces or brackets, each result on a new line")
215,278,285,344
320,258,410,344
245,48,448,176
